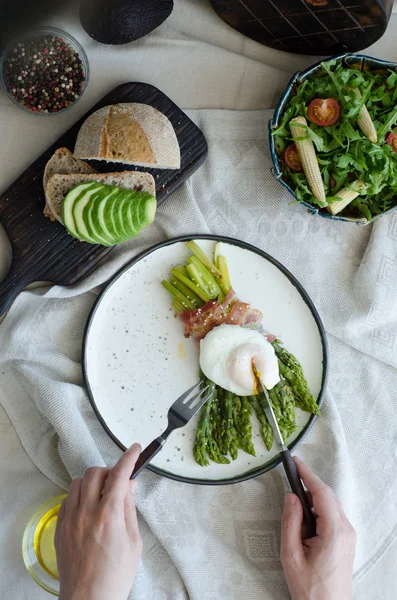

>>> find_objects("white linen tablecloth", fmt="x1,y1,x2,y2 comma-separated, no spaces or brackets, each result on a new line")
1,1,397,599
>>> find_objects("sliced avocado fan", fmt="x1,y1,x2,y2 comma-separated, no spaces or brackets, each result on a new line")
63,182,156,246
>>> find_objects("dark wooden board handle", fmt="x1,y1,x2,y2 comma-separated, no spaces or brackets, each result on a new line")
281,449,316,538
0,253,34,318
130,438,164,479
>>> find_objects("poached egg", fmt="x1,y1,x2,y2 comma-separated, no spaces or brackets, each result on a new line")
199,324,280,395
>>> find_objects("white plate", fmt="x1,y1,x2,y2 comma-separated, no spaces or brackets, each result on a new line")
83,236,328,484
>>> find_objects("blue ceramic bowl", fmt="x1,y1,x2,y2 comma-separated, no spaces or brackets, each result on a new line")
269,53,397,225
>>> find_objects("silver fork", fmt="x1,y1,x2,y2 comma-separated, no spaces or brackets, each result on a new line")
130,381,212,479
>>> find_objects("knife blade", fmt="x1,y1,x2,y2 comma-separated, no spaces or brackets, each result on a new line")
260,384,285,449
256,369,317,538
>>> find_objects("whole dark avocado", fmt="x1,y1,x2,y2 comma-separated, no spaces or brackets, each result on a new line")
79,0,174,45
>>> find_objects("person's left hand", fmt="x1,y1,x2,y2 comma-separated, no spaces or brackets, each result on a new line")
55,443,142,600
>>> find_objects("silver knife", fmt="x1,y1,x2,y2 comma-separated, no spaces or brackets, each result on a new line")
256,370,316,538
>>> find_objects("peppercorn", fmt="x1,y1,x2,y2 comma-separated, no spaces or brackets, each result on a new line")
2,32,86,114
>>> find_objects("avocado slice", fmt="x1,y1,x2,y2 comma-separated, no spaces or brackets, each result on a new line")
85,187,120,245
125,192,156,235
63,182,98,241
72,183,109,245
114,193,136,240
103,189,132,242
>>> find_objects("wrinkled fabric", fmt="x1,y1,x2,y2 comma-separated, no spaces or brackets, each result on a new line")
2,0,397,596
2,108,397,599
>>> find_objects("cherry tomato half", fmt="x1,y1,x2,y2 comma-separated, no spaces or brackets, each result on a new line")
284,143,302,171
387,130,397,153
308,98,341,127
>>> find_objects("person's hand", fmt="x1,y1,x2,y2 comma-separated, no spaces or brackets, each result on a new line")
55,443,142,600
280,457,356,600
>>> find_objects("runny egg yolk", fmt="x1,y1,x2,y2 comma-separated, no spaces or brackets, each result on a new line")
199,324,280,396
228,343,279,394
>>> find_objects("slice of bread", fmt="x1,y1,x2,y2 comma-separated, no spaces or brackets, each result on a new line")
45,171,156,224
74,103,181,170
43,148,96,220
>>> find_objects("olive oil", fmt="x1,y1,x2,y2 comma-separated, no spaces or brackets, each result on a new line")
33,503,61,579
22,494,66,595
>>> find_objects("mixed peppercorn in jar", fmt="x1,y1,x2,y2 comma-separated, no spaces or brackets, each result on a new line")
1,27,89,115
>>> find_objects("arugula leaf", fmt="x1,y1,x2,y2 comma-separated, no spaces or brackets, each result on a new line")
351,199,372,221
306,127,325,152
342,123,362,141
386,71,397,88
377,106,397,138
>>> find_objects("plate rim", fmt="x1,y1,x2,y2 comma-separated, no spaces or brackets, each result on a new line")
82,234,329,485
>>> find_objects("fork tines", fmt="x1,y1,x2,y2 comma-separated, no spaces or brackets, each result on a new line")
168,381,212,425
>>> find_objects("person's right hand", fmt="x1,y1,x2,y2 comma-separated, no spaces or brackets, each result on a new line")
280,457,356,600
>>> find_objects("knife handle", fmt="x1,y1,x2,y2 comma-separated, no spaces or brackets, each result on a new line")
281,449,317,538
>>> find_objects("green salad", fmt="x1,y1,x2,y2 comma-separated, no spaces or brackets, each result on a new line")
272,59,397,221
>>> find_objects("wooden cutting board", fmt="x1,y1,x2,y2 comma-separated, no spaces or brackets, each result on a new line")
0,83,208,317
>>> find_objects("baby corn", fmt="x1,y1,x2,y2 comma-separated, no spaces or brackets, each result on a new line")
327,180,366,215
350,87,378,143
289,116,326,204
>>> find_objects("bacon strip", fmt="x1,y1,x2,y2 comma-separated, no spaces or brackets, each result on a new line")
179,289,263,341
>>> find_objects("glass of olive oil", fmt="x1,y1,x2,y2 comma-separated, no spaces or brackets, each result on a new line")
22,494,67,595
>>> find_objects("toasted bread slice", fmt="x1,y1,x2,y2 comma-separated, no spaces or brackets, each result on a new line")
43,148,96,220
45,171,156,223
74,104,180,170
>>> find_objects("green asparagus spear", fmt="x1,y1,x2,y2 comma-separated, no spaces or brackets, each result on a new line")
241,396,256,455
170,277,204,308
224,390,236,458
259,390,283,442
272,379,297,436
229,428,239,460
211,387,226,455
218,257,231,294
272,342,320,416
212,389,239,460
186,240,222,279
225,407,239,461
194,380,230,465
249,395,273,451
170,267,211,302
161,280,196,311
213,242,231,295
214,391,235,461
233,396,255,456
213,241,222,267
186,263,212,298
193,381,215,466
267,388,283,423
172,299,185,313
267,387,296,441
187,256,224,300
207,436,230,464
234,432,253,455
227,398,239,461
212,389,222,445
279,381,297,428
207,394,230,465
